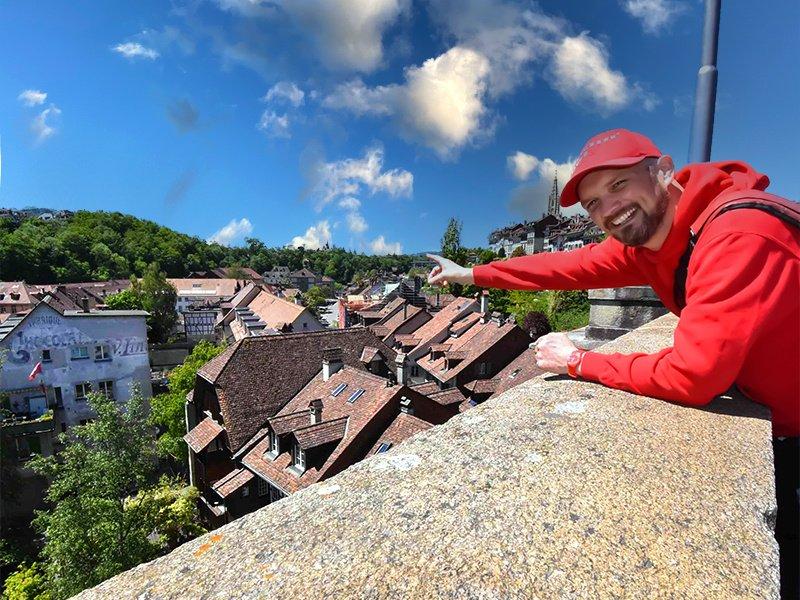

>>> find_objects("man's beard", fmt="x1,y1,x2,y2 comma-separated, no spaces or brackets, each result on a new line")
609,189,669,246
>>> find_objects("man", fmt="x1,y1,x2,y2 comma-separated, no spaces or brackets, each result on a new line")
427,129,799,598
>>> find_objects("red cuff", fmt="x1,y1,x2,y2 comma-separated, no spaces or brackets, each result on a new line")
472,264,492,287
577,351,604,381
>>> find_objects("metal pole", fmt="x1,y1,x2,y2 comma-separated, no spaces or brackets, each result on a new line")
689,0,721,163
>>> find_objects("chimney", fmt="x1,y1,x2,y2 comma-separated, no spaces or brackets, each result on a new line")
403,302,408,320
479,290,489,315
81,297,90,313
414,276,421,294
395,352,408,385
399,396,414,415
309,399,323,424
322,347,343,381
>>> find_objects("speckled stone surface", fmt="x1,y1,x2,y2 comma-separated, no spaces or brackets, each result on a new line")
75,314,779,600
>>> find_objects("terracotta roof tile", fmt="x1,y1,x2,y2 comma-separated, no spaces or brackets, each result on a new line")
294,417,348,450
268,411,310,435
184,417,224,453
367,413,433,455
211,467,254,498
197,329,398,452
488,347,544,398
360,346,382,363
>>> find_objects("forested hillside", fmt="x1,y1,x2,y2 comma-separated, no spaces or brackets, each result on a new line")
0,211,415,284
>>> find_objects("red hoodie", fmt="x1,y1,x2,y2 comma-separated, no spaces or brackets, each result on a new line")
474,162,800,436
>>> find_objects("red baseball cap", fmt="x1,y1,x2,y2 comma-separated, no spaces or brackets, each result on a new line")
559,129,662,207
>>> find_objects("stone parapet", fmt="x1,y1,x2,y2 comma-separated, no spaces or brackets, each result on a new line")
586,286,669,342
76,314,778,599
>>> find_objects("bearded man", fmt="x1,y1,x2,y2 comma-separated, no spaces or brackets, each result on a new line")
427,129,799,598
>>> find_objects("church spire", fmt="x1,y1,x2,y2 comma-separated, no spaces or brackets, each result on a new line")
547,172,561,218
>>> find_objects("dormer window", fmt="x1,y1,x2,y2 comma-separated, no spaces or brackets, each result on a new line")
292,442,306,471
268,431,279,456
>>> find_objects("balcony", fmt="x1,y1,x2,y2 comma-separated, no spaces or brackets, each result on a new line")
74,314,778,598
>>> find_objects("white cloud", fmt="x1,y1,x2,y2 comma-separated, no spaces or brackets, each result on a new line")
346,212,369,233
113,42,160,60
257,111,291,138
207,218,254,246
508,156,581,219
369,235,402,255
215,0,275,17
622,0,686,34
263,81,305,107
548,34,630,114
325,46,492,158
280,0,410,72
310,145,413,209
507,151,540,181
31,105,61,143
337,197,361,210
291,220,332,249
18,90,47,107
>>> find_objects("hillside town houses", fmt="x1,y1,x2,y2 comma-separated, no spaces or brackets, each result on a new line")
1,253,551,531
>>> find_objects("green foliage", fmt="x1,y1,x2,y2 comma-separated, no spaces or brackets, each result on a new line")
507,290,589,332
440,217,468,296
2,562,51,600
0,211,415,286
149,341,226,463
103,287,143,311
136,265,178,344
510,246,526,258
301,285,327,319
28,389,204,598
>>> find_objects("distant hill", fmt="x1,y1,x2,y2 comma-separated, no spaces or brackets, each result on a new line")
0,210,414,285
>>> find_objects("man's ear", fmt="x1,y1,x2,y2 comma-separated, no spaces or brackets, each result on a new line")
655,155,675,187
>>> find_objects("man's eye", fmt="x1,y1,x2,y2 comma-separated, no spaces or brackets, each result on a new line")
585,200,597,210
612,179,627,190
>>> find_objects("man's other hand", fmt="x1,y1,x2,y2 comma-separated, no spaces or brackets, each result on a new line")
426,254,474,287
533,332,578,375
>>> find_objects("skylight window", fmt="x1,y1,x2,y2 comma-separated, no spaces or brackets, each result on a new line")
376,443,392,453
347,388,365,403
331,383,348,397
510,368,521,379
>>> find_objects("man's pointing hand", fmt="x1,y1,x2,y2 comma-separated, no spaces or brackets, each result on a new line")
426,254,474,287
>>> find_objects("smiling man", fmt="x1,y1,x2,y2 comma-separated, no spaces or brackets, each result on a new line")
426,129,799,598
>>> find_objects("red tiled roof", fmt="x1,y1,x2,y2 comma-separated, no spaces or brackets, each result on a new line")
367,412,432,455
196,328,398,452
488,347,544,398
242,366,404,493
183,417,224,453
211,467,254,498
405,297,479,358
430,343,452,352
449,312,481,337
268,411,310,435
360,346,381,363
294,417,348,450
426,388,467,406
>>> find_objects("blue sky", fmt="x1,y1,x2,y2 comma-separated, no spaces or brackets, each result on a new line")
1,0,798,254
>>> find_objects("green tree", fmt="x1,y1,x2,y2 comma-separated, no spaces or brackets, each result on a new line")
103,286,143,311
135,264,178,344
510,246,526,258
2,562,51,600
440,218,468,296
149,340,226,464
29,390,203,598
301,285,327,319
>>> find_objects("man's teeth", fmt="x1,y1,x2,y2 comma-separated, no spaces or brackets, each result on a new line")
612,207,636,226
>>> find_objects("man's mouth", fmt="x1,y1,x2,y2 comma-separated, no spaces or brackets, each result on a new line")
609,206,637,227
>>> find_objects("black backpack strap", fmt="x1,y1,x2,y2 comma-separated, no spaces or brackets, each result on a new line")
673,201,800,310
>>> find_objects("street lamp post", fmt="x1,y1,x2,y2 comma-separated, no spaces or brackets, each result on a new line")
689,0,722,163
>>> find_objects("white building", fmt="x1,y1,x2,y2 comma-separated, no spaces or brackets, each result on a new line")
0,300,152,430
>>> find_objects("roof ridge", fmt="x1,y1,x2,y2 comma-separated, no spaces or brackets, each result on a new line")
293,415,349,433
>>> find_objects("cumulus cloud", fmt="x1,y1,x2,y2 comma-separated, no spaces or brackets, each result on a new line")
291,220,332,249
369,235,402,255
263,81,305,107
507,151,540,181
621,0,686,34
508,156,580,219
337,197,361,210
280,0,410,72
18,90,47,106
326,1,656,155
325,46,492,158
548,34,630,114
308,145,413,209
257,111,291,138
31,105,61,144
166,99,199,132
208,218,254,246
346,212,369,233
112,42,160,60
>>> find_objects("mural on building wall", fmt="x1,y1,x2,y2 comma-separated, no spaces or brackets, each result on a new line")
5,314,147,364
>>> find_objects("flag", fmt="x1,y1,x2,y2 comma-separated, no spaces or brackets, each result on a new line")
28,361,42,381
